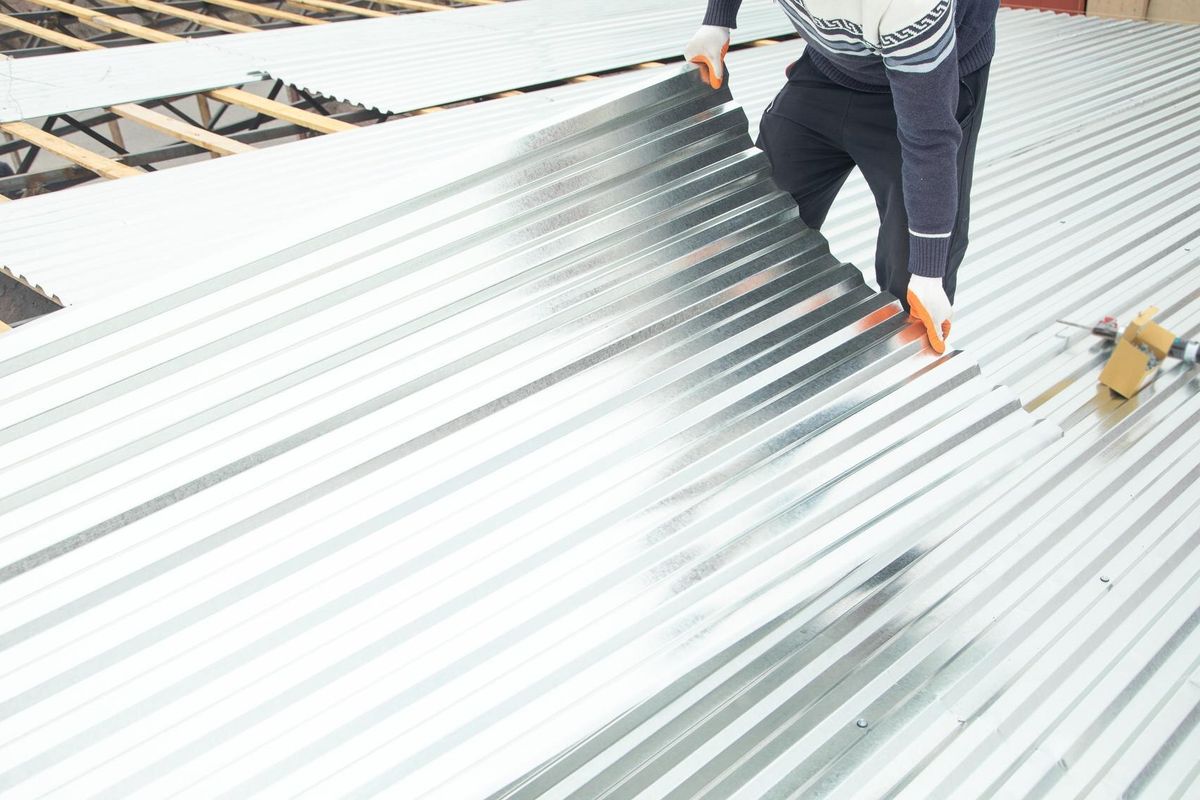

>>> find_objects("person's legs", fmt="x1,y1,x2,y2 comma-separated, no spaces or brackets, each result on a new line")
755,54,856,230
845,64,992,307
844,103,909,304
944,63,990,303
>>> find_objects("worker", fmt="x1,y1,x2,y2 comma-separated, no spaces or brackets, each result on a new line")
685,0,1000,354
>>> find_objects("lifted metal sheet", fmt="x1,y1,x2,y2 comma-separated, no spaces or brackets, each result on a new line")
0,68,1051,798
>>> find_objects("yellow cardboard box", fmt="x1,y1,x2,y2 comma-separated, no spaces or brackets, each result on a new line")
1099,338,1159,398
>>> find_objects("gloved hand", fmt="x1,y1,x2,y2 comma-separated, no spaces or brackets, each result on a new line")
684,25,730,89
906,274,953,354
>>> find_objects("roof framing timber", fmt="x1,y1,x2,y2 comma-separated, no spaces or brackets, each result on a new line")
115,0,258,33
205,87,357,132
20,0,180,42
0,11,104,49
0,121,141,178
281,0,390,18
197,0,325,25
368,0,449,11
108,103,256,154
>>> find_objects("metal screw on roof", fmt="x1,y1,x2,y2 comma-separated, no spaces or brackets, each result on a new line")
856,719,869,729
1100,575,1110,583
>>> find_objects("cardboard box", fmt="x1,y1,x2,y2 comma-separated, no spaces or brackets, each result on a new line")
1147,0,1200,22
1087,0,1149,18
1099,339,1159,398
1138,321,1176,360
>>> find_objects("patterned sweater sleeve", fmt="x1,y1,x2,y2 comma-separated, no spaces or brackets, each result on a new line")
879,0,963,278
703,0,743,28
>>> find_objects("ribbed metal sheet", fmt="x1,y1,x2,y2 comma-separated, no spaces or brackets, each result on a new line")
211,0,794,114
820,11,1200,396
490,15,1200,798
0,71,644,305
495,368,1200,798
7,8,1196,315
0,68,1053,798
0,0,792,124
0,40,267,123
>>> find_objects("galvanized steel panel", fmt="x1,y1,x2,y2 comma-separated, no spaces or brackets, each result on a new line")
487,16,1200,797
498,312,1200,800
2,9,1197,799
213,0,794,114
0,68,1053,798
0,40,267,123
0,70,646,306
0,0,793,124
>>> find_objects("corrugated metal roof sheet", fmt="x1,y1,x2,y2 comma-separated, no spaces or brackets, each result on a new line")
211,0,794,114
0,67,1056,798
0,0,794,124
0,70,646,305
7,8,1196,317
815,11,1200,424
487,16,1200,798
1,12,1198,796
495,307,1200,800
0,40,267,123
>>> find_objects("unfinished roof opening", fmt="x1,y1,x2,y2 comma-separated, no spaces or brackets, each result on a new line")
0,266,63,328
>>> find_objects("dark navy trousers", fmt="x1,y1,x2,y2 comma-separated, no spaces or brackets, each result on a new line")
755,52,991,307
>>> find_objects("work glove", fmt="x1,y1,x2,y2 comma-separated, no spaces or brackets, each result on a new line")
906,274,953,354
684,25,730,89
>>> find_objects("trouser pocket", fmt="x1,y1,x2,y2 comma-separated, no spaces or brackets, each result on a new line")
955,77,977,129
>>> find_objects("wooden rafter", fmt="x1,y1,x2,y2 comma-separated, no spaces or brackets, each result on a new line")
0,11,103,50
198,0,326,25
0,121,142,179
117,0,258,33
0,17,257,166
282,0,391,18
206,87,358,133
368,0,449,11
108,104,256,155
0,0,375,198
1,6,356,135
20,0,180,42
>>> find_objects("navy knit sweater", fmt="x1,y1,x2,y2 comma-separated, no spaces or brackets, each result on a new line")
704,0,999,278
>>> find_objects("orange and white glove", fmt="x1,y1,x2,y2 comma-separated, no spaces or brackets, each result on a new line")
684,25,730,89
907,274,953,354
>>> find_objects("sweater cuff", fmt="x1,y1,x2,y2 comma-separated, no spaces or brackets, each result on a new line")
908,233,951,278
703,0,740,28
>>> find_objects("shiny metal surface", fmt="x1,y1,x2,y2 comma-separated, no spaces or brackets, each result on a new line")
210,0,793,114
500,318,1200,800
0,68,1052,798
9,8,1194,313
493,15,1200,798
820,11,1200,409
2,12,1197,797
0,0,792,124
0,69,647,306
0,40,266,122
